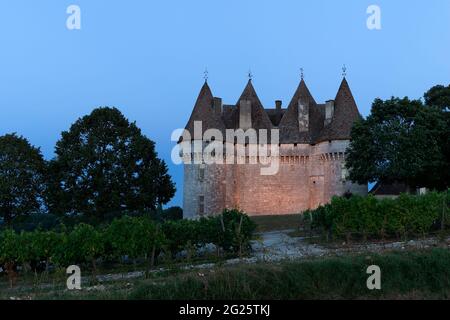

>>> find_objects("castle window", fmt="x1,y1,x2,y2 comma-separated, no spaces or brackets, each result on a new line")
198,196,205,215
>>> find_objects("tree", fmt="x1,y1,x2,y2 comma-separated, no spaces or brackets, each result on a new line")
424,84,450,188
0,134,46,225
424,84,450,111
346,96,449,190
47,107,175,222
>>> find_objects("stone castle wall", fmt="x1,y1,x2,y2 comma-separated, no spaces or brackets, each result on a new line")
183,140,367,218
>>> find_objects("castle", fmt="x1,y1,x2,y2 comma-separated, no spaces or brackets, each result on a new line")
181,74,367,218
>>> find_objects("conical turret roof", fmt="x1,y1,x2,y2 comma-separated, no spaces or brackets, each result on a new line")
231,80,273,131
316,77,361,142
279,79,323,143
184,82,226,140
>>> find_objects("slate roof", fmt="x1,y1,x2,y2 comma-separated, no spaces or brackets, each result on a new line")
229,80,274,131
266,109,285,127
183,77,361,144
316,78,362,143
184,82,226,139
278,79,323,144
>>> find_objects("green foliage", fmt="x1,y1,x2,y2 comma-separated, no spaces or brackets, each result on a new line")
346,96,449,191
46,107,175,222
424,84,450,111
106,216,165,260
0,210,256,275
0,134,46,225
26,230,62,265
10,213,62,232
161,206,183,221
162,219,199,255
51,224,103,267
310,192,450,240
0,229,20,264
162,209,256,256
208,209,257,253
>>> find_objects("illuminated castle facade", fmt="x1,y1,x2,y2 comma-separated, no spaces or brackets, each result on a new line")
181,75,367,217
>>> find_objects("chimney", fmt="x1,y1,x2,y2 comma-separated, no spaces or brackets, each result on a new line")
325,100,334,126
298,99,309,132
275,100,282,111
275,100,282,122
239,100,252,130
213,97,222,116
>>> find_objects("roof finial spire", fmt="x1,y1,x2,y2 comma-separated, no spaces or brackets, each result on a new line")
342,64,347,78
203,68,209,83
300,67,304,80
248,69,253,81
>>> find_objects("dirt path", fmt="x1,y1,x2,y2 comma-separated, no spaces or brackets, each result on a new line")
251,229,450,261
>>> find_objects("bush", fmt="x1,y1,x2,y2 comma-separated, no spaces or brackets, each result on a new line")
0,209,256,277
161,209,256,257
207,209,257,254
53,224,104,270
310,191,450,241
0,229,20,266
162,219,199,256
27,229,62,270
105,216,165,269
162,206,183,221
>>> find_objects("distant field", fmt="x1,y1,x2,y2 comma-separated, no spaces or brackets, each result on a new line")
251,214,303,232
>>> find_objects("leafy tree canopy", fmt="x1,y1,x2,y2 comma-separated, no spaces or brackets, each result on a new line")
0,134,46,225
47,107,175,222
346,93,449,191
424,84,450,111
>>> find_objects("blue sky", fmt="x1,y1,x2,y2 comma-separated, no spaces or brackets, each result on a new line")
0,0,449,207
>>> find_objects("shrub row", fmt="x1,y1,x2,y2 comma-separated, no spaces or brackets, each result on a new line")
306,191,450,241
0,209,256,272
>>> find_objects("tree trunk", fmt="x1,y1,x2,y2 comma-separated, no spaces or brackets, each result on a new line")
91,258,98,284
150,245,156,268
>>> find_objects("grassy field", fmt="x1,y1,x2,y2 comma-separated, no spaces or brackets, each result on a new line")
251,214,303,232
2,248,449,300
